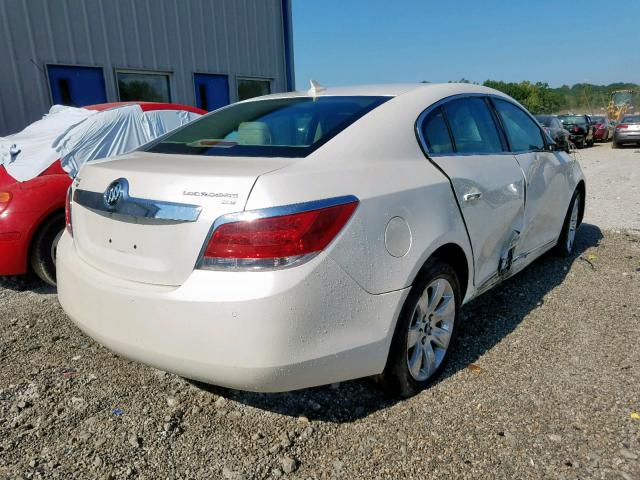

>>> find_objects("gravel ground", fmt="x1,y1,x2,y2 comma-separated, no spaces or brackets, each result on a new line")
578,142,640,232
1,144,639,479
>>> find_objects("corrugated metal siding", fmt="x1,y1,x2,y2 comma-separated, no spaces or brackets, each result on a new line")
0,0,291,136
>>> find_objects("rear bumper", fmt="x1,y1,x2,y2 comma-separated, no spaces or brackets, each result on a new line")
57,234,408,392
614,131,640,143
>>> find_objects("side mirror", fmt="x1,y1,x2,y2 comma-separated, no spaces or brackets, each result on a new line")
545,142,558,152
550,136,570,154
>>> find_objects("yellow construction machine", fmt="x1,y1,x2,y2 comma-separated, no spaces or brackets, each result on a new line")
607,90,639,122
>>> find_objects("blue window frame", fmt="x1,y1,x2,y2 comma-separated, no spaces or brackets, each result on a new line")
47,65,107,107
194,74,230,112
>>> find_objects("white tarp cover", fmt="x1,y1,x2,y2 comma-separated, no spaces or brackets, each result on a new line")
57,106,201,178
0,104,201,182
0,105,97,182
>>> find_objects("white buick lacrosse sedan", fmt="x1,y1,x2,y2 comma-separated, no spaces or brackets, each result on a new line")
57,83,585,396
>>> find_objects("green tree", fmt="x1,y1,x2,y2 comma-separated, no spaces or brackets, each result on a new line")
483,80,562,114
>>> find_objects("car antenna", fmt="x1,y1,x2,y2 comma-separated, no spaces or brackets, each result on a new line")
308,79,326,99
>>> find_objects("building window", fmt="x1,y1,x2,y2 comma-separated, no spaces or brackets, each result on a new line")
116,70,171,103
237,78,271,101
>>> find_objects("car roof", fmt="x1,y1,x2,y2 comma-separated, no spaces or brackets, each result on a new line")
85,102,206,115
251,82,507,101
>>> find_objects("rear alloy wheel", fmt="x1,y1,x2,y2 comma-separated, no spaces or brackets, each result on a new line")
554,190,581,257
30,212,65,286
380,259,460,397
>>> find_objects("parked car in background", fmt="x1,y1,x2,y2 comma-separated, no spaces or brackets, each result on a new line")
557,114,595,148
613,114,640,148
590,115,613,142
0,102,205,285
535,115,571,152
57,83,585,397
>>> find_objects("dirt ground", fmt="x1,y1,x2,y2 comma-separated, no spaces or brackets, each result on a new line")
1,143,639,479
578,142,640,232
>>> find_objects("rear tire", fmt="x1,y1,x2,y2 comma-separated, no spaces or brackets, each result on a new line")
30,213,64,286
554,190,581,257
379,259,460,397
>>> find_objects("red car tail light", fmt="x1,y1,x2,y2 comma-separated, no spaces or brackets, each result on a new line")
616,124,628,129
65,187,73,236
0,191,12,214
199,197,359,270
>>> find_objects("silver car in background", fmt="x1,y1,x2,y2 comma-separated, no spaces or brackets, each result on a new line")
613,114,640,148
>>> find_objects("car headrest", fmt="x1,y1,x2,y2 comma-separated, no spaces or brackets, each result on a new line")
236,122,272,145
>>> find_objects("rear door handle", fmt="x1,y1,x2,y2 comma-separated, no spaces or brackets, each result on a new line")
463,191,483,202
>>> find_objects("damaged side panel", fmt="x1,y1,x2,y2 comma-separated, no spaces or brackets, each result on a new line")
429,153,526,289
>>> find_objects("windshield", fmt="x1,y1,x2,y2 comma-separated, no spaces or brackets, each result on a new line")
558,115,586,125
591,116,605,123
145,96,390,158
613,91,634,107
622,115,640,124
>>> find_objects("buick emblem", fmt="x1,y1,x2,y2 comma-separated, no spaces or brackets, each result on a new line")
103,179,127,208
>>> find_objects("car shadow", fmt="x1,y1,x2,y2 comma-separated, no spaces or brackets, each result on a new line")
196,223,603,423
0,275,56,294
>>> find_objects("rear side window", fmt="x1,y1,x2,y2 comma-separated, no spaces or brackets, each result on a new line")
494,99,545,152
441,97,504,154
145,96,389,158
421,108,454,154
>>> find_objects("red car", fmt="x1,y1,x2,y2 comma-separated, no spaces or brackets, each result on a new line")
591,115,613,142
0,102,205,285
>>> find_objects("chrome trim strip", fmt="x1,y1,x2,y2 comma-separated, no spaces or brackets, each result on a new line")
74,180,202,223
194,194,359,270
211,194,359,231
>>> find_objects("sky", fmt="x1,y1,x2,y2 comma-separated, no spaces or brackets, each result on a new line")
291,0,640,90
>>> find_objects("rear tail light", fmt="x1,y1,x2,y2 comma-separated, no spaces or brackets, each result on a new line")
572,126,580,133
199,197,359,270
65,187,73,236
0,191,12,214
616,124,628,129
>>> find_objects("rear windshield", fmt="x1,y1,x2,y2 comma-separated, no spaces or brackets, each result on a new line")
145,96,389,158
535,115,552,127
558,115,586,124
622,115,640,124
591,116,605,123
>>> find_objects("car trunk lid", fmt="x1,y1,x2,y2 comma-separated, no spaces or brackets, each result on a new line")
71,151,291,285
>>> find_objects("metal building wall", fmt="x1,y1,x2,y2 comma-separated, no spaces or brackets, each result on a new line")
0,0,293,136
